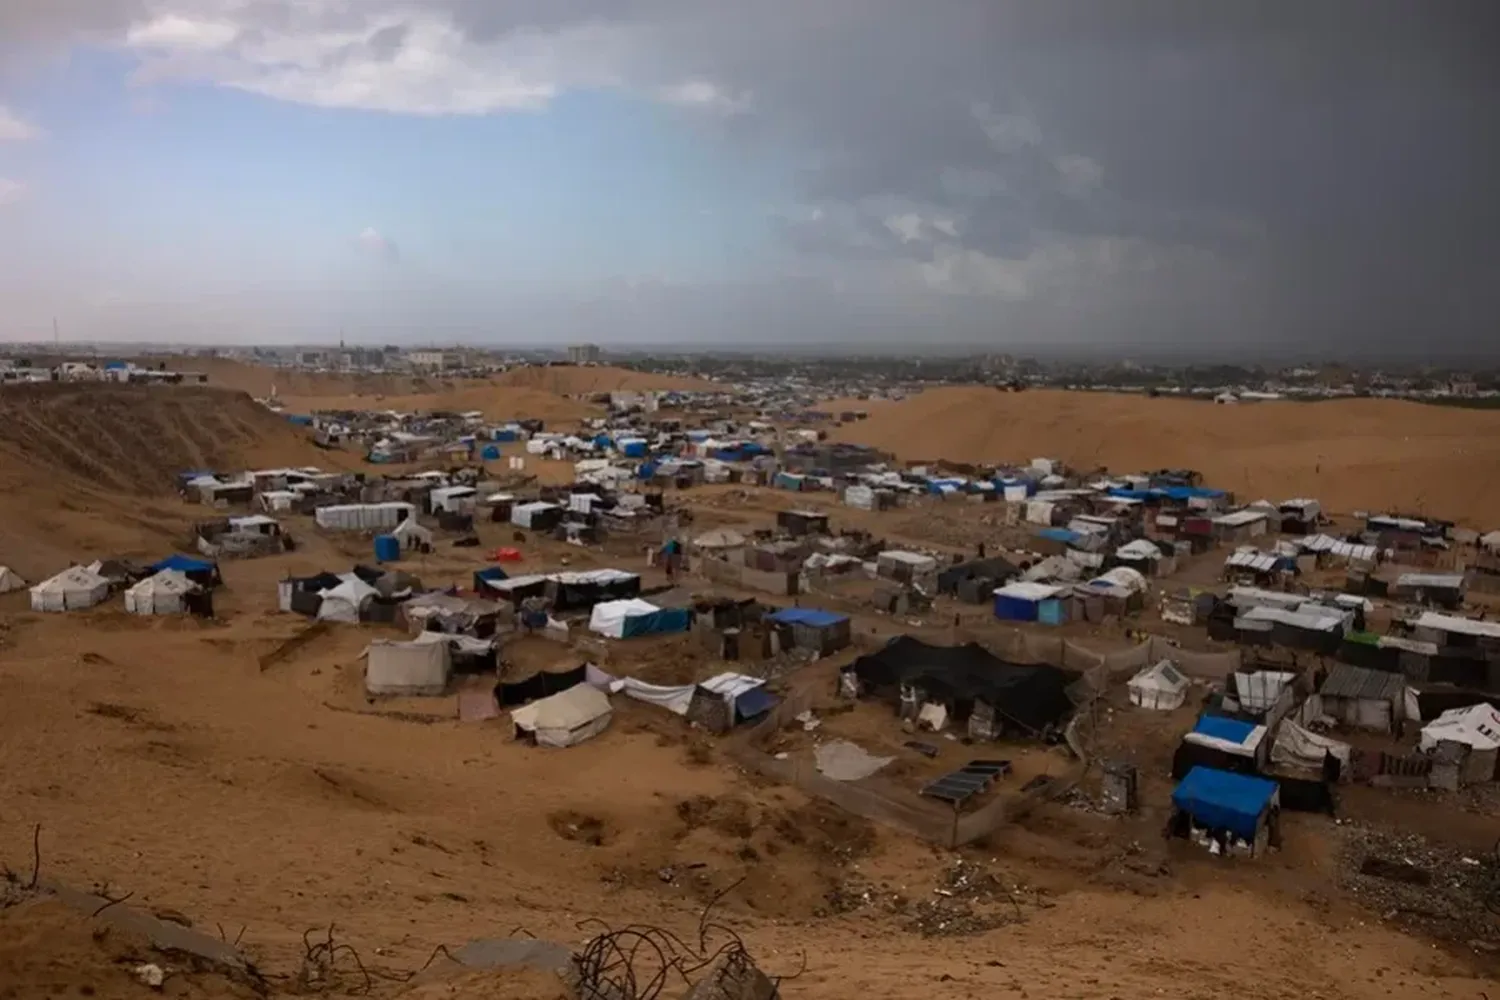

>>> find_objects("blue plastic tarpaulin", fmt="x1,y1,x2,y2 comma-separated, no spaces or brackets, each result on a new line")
1171,766,1278,841
1192,715,1258,746
767,607,848,628
150,554,215,575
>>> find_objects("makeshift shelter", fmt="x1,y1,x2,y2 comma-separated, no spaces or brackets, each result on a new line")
1127,660,1189,710
685,673,778,733
365,635,452,696
1173,715,1269,778
588,598,692,639
937,557,1019,602
766,606,851,654
148,554,221,588
29,566,111,612
1316,663,1406,732
992,581,1065,624
1170,766,1280,856
510,684,613,748
1419,704,1500,753
123,570,199,615
0,566,26,594
844,635,1077,738
317,574,379,623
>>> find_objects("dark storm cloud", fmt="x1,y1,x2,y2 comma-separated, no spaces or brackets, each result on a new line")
8,0,1500,353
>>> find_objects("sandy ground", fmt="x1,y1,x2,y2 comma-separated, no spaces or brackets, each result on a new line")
0,377,1497,999
834,387,1500,526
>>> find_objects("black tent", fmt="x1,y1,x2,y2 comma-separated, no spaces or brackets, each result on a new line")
845,636,1078,736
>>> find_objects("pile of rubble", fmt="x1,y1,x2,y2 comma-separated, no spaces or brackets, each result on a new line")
1338,824,1500,949
819,859,1051,938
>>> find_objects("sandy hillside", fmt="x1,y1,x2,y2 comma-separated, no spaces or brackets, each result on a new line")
494,364,718,395
278,383,600,425
0,383,357,578
835,387,1500,525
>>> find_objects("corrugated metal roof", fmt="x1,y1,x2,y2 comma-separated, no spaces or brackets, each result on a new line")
1319,663,1405,702
1225,549,1281,573
1394,573,1465,590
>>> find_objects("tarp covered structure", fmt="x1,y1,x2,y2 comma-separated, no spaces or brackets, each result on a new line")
1171,766,1279,843
510,683,612,748
148,554,220,587
365,634,451,696
589,598,692,639
30,566,111,612
844,635,1078,735
317,574,380,623
1419,703,1500,752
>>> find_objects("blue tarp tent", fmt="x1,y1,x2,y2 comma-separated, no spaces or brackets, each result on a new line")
767,607,846,628
480,444,501,461
150,554,215,575
733,685,779,723
619,439,648,458
473,566,508,593
493,429,519,443
1036,527,1081,545
1171,766,1278,842
637,462,658,480
285,414,313,426
1192,715,1257,745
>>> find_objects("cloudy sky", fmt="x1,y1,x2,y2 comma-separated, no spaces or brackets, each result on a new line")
0,2,1496,355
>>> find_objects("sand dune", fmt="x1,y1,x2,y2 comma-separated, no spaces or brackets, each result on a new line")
493,364,718,395
0,383,355,576
151,357,463,399
835,387,1500,525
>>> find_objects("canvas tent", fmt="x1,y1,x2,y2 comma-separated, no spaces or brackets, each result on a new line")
510,683,613,748
1127,660,1189,710
0,566,26,594
365,635,452,696
317,574,379,623
391,517,434,551
123,570,198,615
30,566,111,612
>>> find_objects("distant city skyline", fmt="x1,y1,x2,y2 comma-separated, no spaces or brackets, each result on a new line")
1,3,1496,351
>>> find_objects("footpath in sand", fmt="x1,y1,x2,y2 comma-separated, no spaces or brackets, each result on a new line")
834,386,1500,526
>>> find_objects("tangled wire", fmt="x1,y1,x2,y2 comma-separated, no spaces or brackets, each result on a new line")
573,878,800,1000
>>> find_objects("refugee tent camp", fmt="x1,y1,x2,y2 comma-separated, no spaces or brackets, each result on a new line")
365,634,452,696
1127,660,1190,710
29,565,111,612
123,570,198,615
0,566,26,594
510,683,613,748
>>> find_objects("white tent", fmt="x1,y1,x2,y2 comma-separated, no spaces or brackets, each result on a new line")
0,566,26,594
1127,660,1189,710
510,684,612,748
589,598,661,639
29,566,110,612
391,517,434,550
1419,704,1500,753
1482,530,1500,554
123,570,197,615
317,574,379,623
365,635,451,696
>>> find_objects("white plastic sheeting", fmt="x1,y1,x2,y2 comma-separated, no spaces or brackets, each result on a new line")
317,575,379,623
1420,704,1500,752
0,566,26,594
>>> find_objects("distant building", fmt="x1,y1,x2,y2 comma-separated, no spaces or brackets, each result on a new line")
407,350,460,371
567,343,601,365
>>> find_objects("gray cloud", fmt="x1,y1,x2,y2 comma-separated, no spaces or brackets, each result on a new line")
2,0,1499,354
